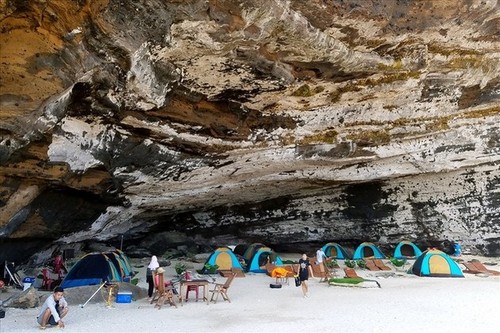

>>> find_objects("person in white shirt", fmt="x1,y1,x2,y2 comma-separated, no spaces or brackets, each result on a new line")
37,286,68,329
146,255,160,298
316,248,328,281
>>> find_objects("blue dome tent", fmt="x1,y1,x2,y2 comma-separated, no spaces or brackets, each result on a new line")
352,242,386,259
247,247,283,273
393,241,423,259
411,249,464,277
61,252,128,288
321,242,350,259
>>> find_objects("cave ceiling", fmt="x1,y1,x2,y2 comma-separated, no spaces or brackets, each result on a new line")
0,0,499,259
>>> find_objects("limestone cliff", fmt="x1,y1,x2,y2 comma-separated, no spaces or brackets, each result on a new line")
1,0,499,261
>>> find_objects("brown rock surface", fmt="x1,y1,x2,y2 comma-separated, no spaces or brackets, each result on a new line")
0,0,499,261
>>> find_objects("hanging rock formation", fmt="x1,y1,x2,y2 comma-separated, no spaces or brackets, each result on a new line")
0,0,499,261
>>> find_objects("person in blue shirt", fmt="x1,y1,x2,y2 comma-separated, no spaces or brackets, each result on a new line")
37,286,68,329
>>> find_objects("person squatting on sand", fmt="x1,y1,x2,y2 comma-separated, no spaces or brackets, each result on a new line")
36,286,68,330
146,255,159,298
298,254,312,298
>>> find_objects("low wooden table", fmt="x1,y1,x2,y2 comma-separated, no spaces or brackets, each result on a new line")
179,279,209,305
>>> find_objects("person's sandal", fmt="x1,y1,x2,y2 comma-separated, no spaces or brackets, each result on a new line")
39,326,46,330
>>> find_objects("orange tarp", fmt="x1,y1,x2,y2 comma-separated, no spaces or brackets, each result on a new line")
271,267,291,278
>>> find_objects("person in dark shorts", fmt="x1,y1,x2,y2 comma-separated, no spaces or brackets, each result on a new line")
37,286,68,329
298,254,312,297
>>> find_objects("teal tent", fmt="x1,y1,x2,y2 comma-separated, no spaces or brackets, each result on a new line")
393,241,423,259
204,247,243,271
242,243,265,262
321,242,350,259
233,244,248,257
352,242,386,259
104,250,134,278
411,249,464,277
247,247,283,273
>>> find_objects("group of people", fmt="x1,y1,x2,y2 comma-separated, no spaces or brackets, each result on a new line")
34,250,327,329
34,254,161,330
35,254,162,330
146,251,327,300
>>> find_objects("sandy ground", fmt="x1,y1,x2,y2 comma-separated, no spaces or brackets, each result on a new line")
1,253,499,333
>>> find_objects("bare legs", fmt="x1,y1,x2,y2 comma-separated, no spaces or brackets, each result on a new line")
60,307,68,320
301,280,309,297
39,307,68,328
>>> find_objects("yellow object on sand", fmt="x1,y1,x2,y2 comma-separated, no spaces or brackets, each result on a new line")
271,267,290,278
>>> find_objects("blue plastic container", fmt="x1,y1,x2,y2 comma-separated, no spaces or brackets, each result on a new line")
116,291,132,303
22,277,35,290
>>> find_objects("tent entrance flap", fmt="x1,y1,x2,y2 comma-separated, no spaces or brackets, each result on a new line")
428,255,451,275
216,252,233,270
363,247,375,257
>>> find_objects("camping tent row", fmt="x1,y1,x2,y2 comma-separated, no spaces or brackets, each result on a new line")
321,241,424,260
209,244,283,273
209,241,424,272
61,250,134,288
204,244,463,277
324,243,463,278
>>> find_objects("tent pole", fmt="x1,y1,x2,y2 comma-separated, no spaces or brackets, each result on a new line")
80,282,107,308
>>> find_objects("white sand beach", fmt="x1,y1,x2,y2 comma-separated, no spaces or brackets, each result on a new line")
1,253,499,333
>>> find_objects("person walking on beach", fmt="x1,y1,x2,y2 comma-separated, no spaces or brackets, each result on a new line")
146,255,159,298
37,286,68,330
298,254,312,297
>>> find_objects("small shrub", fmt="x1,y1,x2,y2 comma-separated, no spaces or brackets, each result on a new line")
292,84,313,97
292,84,324,97
356,259,367,269
326,259,339,269
345,259,356,268
346,129,391,147
390,257,407,267
299,129,338,144
203,263,219,274
174,262,187,275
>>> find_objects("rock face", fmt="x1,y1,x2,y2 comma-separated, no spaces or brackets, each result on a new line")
1,0,499,261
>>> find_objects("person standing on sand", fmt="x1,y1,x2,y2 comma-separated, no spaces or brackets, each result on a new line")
146,255,159,298
298,254,312,298
316,247,327,281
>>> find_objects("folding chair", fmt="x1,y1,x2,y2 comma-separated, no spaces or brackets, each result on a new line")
154,272,177,309
210,273,236,303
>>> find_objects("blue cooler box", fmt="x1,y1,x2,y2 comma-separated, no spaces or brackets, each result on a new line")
116,291,133,303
